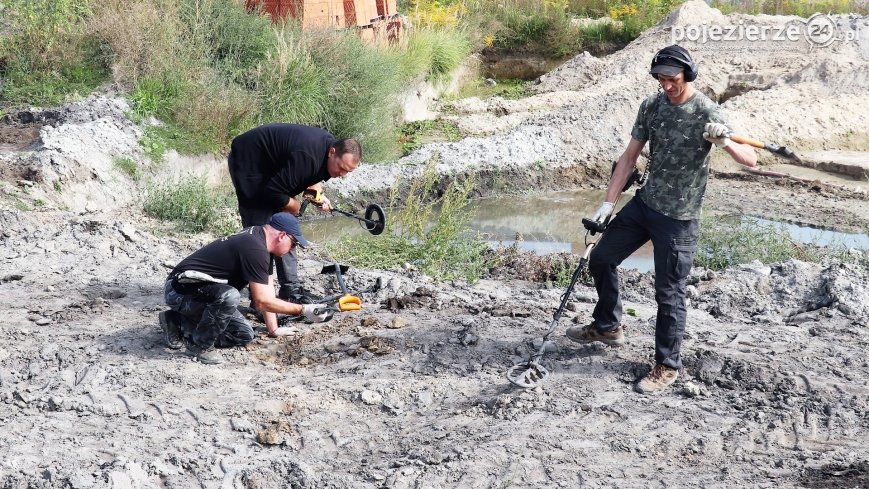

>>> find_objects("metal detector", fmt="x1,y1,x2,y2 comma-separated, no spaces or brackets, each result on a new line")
505,215,611,388
300,189,386,235
506,161,637,389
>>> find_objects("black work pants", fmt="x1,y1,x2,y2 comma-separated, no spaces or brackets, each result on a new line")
587,197,698,369
163,280,255,349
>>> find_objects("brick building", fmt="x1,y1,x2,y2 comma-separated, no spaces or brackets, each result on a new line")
246,0,401,42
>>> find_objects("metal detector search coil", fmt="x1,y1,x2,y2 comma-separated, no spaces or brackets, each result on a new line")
363,203,386,235
506,192,626,389
299,191,387,236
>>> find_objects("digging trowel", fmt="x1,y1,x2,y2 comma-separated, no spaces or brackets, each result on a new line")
320,263,362,312
729,133,803,164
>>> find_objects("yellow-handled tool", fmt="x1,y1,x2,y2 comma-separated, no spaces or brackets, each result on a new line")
337,294,362,311
729,133,803,164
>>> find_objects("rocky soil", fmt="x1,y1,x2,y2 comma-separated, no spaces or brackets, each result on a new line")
1,2,868,488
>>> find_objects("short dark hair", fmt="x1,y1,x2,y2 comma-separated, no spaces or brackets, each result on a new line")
332,138,362,160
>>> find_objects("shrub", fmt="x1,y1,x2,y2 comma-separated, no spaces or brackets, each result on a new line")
0,0,109,106
143,174,239,234
327,156,492,282
694,214,868,270
605,0,682,40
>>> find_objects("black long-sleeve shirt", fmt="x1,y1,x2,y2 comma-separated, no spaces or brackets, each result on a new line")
228,123,334,210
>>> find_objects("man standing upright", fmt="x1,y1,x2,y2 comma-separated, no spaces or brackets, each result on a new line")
566,45,758,394
228,123,361,302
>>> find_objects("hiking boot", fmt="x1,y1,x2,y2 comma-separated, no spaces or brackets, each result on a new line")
186,344,225,365
158,310,185,350
565,323,625,346
634,364,679,394
278,284,322,305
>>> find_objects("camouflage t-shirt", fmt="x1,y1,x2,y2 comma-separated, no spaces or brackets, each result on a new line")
631,91,727,220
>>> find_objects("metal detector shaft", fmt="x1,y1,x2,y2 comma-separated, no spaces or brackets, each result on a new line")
331,208,377,226
535,241,596,346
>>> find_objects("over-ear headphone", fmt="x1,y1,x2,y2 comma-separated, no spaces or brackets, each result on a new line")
651,45,698,82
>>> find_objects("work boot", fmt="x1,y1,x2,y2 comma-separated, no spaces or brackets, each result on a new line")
278,284,322,305
186,344,225,365
158,310,185,350
634,364,679,394
565,323,625,346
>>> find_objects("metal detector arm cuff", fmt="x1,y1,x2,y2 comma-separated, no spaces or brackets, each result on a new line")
606,138,645,203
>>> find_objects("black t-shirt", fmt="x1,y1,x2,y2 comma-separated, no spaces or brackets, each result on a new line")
170,227,273,290
228,123,334,210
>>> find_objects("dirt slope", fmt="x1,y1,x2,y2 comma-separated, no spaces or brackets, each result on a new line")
1,2,869,488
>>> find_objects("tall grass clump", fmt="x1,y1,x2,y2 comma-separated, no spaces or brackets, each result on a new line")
328,157,492,282
305,30,407,158
0,0,109,106
462,0,584,57
143,174,240,235
401,28,473,83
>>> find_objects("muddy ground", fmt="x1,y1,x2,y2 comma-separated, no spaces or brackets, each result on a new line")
2,2,869,488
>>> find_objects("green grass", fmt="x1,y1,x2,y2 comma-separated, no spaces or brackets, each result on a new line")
709,0,868,16
0,0,109,107
143,174,239,235
452,78,530,100
327,156,492,282
398,120,462,155
695,214,867,270
113,156,141,181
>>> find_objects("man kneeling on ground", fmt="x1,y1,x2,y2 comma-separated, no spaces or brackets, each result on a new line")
159,213,331,364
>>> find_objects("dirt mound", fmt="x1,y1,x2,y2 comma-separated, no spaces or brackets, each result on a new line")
0,96,142,212
692,259,869,322
328,2,869,202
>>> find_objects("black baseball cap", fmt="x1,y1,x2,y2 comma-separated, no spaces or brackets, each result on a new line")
268,212,310,249
650,45,691,77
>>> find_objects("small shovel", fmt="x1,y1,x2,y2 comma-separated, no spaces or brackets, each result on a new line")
729,133,803,164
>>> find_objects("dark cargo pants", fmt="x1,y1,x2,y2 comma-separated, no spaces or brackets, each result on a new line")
587,197,698,369
163,280,255,349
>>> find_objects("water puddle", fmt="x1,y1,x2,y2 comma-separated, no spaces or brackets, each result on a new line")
303,190,869,273
752,218,869,249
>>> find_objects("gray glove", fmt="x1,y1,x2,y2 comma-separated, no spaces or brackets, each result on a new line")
302,304,332,323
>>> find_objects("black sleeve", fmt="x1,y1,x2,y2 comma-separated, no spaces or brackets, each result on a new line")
262,167,296,210
262,151,322,209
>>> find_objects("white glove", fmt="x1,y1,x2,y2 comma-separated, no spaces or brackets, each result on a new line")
268,326,298,337
302,304,332,323
703,122,731,148
592,202,615,224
